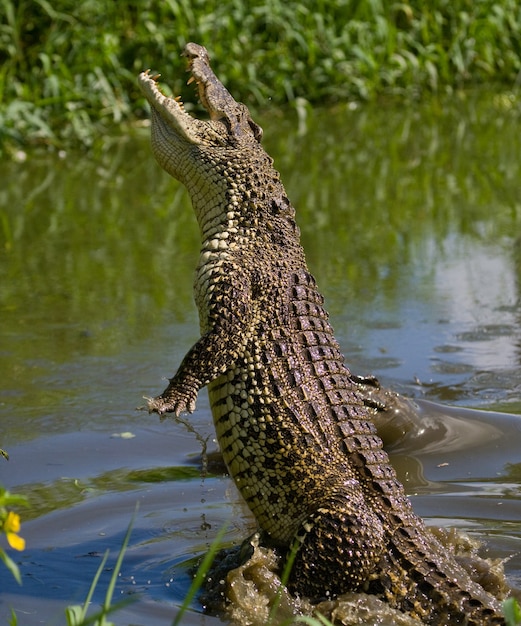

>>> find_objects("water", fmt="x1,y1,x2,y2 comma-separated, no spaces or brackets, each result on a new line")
1,89,520,624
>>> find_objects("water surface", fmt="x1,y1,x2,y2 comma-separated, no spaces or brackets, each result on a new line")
1,89,520,624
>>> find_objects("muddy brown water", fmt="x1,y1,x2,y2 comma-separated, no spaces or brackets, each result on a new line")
1,90,521,624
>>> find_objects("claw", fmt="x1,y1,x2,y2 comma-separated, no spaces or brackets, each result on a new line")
137,395,165,415
136,396,153,412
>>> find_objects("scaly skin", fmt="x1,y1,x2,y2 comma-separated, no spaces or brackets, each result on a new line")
138,43,505,624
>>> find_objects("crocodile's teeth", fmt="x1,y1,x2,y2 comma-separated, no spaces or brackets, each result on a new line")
187,75,195,85
151,73,161,82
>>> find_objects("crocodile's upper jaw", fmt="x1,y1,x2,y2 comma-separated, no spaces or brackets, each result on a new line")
138,42,262,152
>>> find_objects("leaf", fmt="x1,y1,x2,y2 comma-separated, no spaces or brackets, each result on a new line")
63,506,136,625
101,509,135,613
0,548,21,585
172,523,229,626
0,492,29,508
65,605,84,626
503,597,521,626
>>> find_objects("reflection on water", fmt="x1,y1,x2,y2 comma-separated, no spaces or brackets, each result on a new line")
1,90,521,624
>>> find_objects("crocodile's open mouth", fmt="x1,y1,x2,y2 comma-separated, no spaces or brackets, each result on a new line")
139,42,262,146
138,42,234,146
138,68,210,144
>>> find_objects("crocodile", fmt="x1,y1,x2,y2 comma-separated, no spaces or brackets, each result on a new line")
138,43,506,624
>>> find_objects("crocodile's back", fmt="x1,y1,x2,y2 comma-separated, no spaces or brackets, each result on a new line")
207,262,503,623
208,266,384,542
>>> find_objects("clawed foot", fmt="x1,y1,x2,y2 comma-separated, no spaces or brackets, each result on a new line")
138,390,197,418
137,374,199,418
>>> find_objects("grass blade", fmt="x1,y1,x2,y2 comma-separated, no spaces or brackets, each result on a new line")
172,523,229,626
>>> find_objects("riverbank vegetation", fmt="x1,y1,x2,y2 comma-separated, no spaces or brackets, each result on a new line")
0,0,520,155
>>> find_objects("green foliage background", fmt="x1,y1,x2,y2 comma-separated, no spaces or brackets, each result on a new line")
0,0,520,153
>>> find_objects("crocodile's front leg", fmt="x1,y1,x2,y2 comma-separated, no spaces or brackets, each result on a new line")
146,263,253,416
146,331,227,416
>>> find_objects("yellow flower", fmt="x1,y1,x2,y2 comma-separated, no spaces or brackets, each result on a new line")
4,511,25,551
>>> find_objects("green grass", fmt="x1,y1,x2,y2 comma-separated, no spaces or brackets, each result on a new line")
2,501,136,626
0,0,520,155
172,524,229,626
64,511,136,626
504,598,521,626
